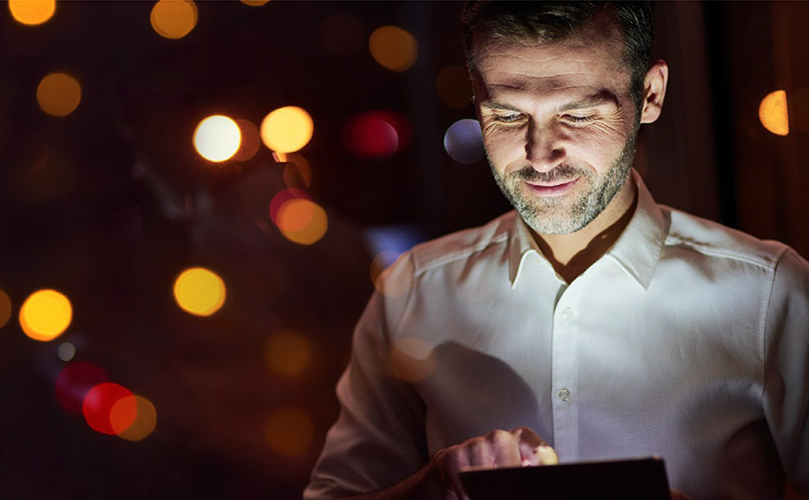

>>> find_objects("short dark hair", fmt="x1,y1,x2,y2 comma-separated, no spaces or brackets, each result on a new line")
461,1,655,108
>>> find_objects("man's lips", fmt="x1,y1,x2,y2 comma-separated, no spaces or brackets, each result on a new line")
524,177,580,195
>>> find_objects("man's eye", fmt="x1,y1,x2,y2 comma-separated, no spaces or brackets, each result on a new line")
563,114,595,124
493,113,522,123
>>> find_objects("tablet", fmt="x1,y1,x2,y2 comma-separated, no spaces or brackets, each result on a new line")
459,456,671,500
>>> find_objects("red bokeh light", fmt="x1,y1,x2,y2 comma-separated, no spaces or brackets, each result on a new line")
82,382,135,435
269,188,311,226
55,362,108,413
342,111,411,160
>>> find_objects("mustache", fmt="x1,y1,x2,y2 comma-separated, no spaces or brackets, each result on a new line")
511,164,586,183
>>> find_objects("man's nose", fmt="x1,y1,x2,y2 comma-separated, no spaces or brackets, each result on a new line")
525,121,566,172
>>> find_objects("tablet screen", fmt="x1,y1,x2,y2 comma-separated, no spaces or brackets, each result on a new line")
459,456,670,500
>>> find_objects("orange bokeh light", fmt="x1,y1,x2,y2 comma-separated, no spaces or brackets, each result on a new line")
233,119,261,162
283,154,312,189
151,0,198,40
116,396,158,441
265,331,313,377
265,407,314,458
37,73,82,117
369,25,418,72
436,65,473,109
759,90,789,136
277,199,328,245
0,289,11,329
20,289,73,341
9,0,56,26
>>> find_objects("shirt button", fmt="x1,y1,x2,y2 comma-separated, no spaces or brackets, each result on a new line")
561,308,574,321
558,388,571,402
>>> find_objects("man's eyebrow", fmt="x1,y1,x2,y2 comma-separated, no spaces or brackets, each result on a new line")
559,91,621,112
479,90,622,113
479,100,522,112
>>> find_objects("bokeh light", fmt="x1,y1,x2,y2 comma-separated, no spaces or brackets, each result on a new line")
265,407,314,458
283,154,313,189
319,12,363,57
83,382,134,435
56,342,76,362
173,267,226,317
343,112,398,160
20,289,72,341
370,250,401,289
759,90,789,136
265,331,313,377
108,394,138,435
369,25,418,72
444,119,485,164
277,199,328,246
233,119,261,162
390,337,437,382
269,188,310,225
193,115,242,162
8,0,56,26
372,252,414,298
240,0,270,5
436,65,473,109
56,362,108,413
0,289,11,329
150,0,198,40
37,72,81,117
115,396,157,441
343,111,411,160
260,106,314,154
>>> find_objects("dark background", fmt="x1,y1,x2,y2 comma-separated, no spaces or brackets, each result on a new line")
0,2,806,499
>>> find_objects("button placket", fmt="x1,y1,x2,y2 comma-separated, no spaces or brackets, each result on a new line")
550,283,581,461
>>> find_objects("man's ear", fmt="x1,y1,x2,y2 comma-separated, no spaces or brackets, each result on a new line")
640,60,669,124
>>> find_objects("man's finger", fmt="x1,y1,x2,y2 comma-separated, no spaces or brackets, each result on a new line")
510,427,559,466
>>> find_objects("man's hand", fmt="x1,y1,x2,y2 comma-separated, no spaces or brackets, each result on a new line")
429,427,558,500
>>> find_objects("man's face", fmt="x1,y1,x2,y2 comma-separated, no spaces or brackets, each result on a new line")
472,17,641,235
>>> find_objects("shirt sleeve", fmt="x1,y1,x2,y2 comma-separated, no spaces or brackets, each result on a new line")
304,253,428,499
762,247,809,496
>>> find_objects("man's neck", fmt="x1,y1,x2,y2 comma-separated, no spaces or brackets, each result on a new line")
531,179,638,284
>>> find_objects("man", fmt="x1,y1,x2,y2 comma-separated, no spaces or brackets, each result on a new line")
305,2,809,499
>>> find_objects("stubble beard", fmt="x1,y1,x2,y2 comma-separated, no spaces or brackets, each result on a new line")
488,133,637,235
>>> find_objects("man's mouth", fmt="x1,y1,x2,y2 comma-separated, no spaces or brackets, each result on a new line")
524,177,579,196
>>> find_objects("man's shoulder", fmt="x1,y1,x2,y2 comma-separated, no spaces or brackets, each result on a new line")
406,211,518,275
664,206,790,269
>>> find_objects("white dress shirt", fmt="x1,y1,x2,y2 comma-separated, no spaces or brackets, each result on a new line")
305,172,809,500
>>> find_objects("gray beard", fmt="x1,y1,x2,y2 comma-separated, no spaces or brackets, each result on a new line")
488,133,637,235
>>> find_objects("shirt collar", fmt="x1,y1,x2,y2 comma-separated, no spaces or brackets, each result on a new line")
508,170,670,289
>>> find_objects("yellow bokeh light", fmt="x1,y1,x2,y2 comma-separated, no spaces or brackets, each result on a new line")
277,199,328,245
369,25,418,72
173,267,226,316
240,0,269,5
113,395,158,441
37,72,81,117
265,331,313,377
0,289,11,329
260,106,314,154
759,90,789,136
193,115,242,163
19,289,72,342
265,407,314,458
9,0,56,26
150,0,198,40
